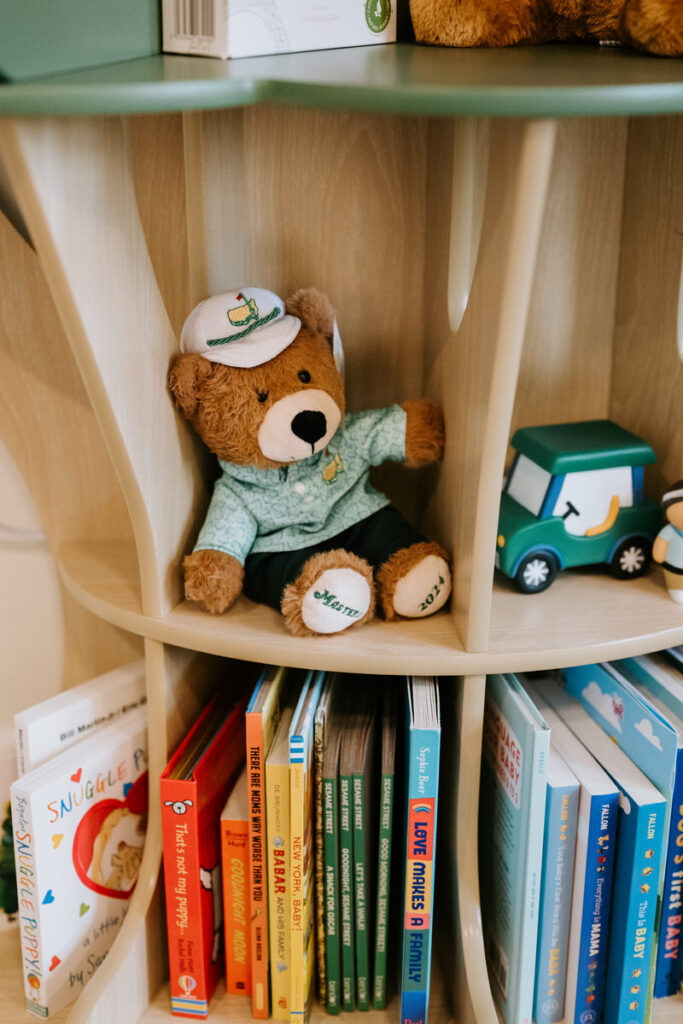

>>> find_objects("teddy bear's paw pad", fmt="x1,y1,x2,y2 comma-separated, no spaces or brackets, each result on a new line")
301,568,373,634
392,555,451,619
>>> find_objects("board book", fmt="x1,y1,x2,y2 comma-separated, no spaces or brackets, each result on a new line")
542,675,666,1024
14,660,146,775
312,674,337,1008
220,765,250,997
11,704,148,1019
399,675,441,1024
266,704,295,1021
522,676,619,1024
322,686,345,1015
289,670,325,1024
246,664,288,1019
373,682,399,1011
160,686,248,1018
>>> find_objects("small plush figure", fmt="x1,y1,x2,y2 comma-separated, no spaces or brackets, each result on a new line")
410,0,683,57
652,480,683,603
168,287,452,637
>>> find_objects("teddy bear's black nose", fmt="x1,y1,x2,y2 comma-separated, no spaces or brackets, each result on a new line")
291,410,327,447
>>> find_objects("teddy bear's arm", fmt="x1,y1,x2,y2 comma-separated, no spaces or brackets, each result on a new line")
183,549,245,614
402,399,445,467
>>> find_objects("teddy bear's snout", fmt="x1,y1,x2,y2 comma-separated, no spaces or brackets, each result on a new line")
291,410,327,448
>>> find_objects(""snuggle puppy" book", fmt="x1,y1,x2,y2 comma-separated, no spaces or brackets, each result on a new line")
11,705,148,1019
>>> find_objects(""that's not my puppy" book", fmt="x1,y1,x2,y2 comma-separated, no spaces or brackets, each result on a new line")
11,704,148,1018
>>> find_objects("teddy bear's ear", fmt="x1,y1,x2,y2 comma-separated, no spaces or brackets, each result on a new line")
285,288,336,345
168,353,214,420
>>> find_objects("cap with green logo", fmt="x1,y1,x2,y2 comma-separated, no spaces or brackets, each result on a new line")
180,287,301,368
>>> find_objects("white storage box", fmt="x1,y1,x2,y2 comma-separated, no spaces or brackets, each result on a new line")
162,0,396,60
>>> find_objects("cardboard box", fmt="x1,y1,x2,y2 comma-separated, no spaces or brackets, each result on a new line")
162,0,396,60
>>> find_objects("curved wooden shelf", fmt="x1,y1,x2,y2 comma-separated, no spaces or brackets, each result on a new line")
2,44,683,119
58,541,683,676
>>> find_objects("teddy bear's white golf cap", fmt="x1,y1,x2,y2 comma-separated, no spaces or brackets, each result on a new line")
180,287,301,368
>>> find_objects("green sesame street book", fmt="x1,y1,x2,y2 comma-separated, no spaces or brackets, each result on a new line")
10,704,148,1019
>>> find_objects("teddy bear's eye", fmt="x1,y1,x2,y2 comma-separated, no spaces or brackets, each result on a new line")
298,370,311,383
256,390,269,403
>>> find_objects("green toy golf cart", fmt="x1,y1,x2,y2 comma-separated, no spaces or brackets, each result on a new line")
496,420,663,593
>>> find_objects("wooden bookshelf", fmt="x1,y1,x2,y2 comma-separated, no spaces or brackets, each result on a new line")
1,41,682,1024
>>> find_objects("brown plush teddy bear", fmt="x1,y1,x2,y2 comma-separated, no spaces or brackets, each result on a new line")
168,286,452,637
410,0,683,57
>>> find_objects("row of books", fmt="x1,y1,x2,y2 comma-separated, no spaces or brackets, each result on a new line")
159,663,442,1024
8,660,149,1018
480,647,683,1024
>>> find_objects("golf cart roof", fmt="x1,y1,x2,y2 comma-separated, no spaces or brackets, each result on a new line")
510,419,657,475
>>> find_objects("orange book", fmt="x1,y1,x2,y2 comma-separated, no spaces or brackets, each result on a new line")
161,686,249,1019
220,766,251,997
245,665,287,1018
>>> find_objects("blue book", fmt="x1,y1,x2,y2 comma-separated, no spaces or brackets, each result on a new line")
399,677,440,1024
479,674,550,1024
543,675,667,1024
617,652,683,997
533,748,579,1024
565,658,681,1002
523,676,619,1024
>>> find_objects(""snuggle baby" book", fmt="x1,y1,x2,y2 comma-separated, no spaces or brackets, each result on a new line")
11,704,148,1018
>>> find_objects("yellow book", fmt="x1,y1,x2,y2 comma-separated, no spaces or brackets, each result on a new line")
266,706,294,1022
289,672,325,1024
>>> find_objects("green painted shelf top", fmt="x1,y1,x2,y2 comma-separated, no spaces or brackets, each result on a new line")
1,42,683,118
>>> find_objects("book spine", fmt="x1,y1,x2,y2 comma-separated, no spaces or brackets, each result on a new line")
603,800,666,1024
352,773,371,1010
246,712,269,1019
11,787,47,1016
373,771,394,1010
313,712,327,1007
400,725,440,1024
533,784,579,1024
339,773,355,1012
266,758,290,1021
323,775,341,1015
290,752,305,1024
654,748,683,996
569,793,618,1024
160,777,207,1018
221,817,251,997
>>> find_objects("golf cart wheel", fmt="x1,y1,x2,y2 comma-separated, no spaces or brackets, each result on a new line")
514,552,559,594
609,536,652,580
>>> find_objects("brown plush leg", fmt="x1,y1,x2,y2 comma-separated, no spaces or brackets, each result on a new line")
410,0,549,48
621,0,683,55
281,549,375,638
376,542,452,622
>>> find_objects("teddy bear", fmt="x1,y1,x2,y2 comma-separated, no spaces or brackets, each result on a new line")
168,286,452,637
409,0,683,57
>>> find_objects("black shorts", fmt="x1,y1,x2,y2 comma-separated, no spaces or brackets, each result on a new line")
243,505,426,612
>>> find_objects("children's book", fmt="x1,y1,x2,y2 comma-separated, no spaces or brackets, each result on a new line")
522,676,619,1024
565,659,680,1003
289,671,325,1024
312,674,337,1007
220,765,250,997
664,646,683,673
245,664,288,1019
338,694,359,1012
350,684,379,1012
542,675,666,1024
399,676,441,1024
322,691,345,1015
373,683,399,1011
160,687,248,1019
15,660,146,775
533,747,579,1024
479,673,549,1024
613,654,683,998
11,704,148,1019
266,705,295,1021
